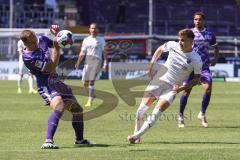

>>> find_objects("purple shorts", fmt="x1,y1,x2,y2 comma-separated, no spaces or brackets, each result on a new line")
184,69,212,85
38,74,75,105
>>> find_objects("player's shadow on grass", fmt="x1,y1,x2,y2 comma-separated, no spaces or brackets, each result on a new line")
208,126,240,129
128,149,149,152
190,125,240,129
149,141,240,145
61,144,113,149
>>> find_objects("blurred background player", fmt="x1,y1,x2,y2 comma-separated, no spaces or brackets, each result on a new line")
128,29,202,144
178,12,219,128
17,39,37,94
21,25,92,149
75,23,108,107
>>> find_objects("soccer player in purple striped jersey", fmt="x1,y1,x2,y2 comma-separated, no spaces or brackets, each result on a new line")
178,12,219,128
21,25,92,149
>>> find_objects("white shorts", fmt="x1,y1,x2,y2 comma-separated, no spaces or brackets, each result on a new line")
82,56,102,81
145,80,176,104
19,61,29,75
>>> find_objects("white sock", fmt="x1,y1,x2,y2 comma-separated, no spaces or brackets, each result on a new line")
17,75,23,89
134,103,149,134
88,85,94,101
199,111,205,117
45,139,53,143
28,76,34,90
134,107,161,138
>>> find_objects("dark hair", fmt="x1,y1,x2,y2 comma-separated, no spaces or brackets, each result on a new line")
178,29,195,40
194,12,205,20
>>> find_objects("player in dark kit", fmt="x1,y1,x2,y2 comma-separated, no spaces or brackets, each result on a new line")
21,25,92,149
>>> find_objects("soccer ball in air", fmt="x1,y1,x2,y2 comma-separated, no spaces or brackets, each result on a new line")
56,30,73,48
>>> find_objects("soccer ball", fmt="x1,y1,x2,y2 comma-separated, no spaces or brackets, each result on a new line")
56,30,73,48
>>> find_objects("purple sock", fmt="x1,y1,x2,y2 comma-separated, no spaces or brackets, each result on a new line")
72,113,84,141
201,93,211,114
46,110,63,140
179,95,188,117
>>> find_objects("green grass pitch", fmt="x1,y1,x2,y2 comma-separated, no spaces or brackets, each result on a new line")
0,80,240,160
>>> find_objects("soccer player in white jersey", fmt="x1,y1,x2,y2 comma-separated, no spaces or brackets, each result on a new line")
128,29,203,144
17,39,37,94
75,23,108,107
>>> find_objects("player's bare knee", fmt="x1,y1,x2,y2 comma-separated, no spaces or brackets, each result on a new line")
205,88,211,94
51,96,65,112
143,91,155,101
182,89,191,97
142,96,155,106
84,81,89,88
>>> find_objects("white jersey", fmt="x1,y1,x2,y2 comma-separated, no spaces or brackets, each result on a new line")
81,36,105,60
160,41,203,85
17,40,25,65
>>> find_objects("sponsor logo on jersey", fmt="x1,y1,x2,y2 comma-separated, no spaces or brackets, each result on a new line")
35,60,43,68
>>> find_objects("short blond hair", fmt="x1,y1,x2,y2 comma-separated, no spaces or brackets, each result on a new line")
178,29,195,40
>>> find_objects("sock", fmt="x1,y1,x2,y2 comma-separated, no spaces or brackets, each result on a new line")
72,113,84,141
201,93,211,114
134,107,161,138
45,139,53,143
17,75,23,89
28,76,34,90
88,85,94,101
179,94,188,117
46,110,63,140
134,103,149,134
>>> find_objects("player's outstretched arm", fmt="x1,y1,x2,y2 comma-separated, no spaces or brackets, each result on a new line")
42,25,60,73
174,74,201,93
42,39,60,73
148,45,164,79
102,50,108,72
75,51,85,69
17,40,23,55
